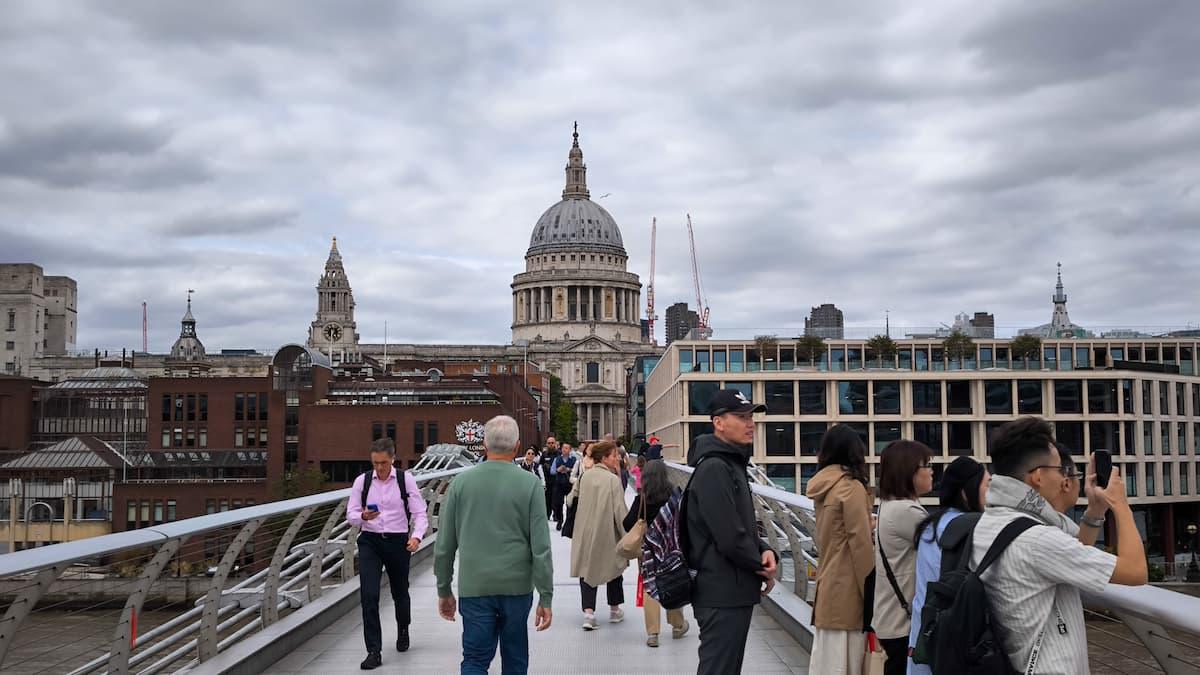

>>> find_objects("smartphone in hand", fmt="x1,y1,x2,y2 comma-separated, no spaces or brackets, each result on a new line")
367,503,380,512
1093,450,1112,489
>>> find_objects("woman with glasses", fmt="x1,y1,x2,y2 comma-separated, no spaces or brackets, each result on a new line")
907,455,990,675
873,440,933,675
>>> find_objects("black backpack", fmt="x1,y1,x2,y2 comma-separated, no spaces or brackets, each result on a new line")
361,471,410,525
916,515,1038,675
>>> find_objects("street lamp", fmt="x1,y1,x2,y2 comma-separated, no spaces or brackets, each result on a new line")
515,340,530,389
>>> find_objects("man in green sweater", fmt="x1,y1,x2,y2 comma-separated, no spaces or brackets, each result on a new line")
435,415,554,674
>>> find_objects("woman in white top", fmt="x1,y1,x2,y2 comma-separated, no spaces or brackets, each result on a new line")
873,440,933,675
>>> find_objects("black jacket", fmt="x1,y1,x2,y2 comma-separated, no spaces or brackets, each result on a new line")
685,434,771,608
623,493,668,532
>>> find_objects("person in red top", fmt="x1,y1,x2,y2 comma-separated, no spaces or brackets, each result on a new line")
346,437,429,670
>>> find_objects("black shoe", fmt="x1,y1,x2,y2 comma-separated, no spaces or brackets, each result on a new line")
555,522,562,531
396,627,409,652
360,652,382,670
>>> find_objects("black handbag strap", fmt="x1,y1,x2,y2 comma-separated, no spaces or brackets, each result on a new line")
876,515,911,618
974,517,1039,575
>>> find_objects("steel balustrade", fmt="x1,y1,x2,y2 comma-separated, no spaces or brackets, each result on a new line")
663,461,1200,673
0,466,469,674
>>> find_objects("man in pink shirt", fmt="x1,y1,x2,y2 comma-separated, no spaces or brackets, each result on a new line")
347,438,429,670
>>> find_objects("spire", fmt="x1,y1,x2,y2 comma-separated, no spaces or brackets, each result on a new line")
327,236,341,264
1053,262,1067,304
562,121,590,200
170,289,206,360
181,289,196,333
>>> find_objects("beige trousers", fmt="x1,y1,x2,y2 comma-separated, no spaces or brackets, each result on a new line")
638,561,685,636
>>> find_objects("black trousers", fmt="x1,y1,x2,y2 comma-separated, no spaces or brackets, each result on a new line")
543,481,554,519
880,636,908,675
358,532,412,654
579,576,624,611
694,605,754,675
551,481,570,523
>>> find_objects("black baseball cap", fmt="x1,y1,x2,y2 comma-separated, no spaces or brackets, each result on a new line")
708,389,767,417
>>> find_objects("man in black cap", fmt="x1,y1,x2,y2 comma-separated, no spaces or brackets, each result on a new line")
684,389,778,675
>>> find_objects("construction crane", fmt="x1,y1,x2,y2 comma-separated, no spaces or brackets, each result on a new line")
686,213,712,339
646,217,658,345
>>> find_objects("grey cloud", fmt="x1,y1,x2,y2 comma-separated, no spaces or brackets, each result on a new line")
162,202,300,237
0,117,211,190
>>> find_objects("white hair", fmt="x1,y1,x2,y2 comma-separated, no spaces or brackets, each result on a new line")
484,415,520,454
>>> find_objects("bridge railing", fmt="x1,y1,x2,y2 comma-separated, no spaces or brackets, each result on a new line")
664,461,1200,674
0,466,469,675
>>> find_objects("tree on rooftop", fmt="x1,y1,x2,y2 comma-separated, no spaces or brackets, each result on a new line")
944,330,976,369
1010,334,1043,369
867,334,899,368
755,334,780,369
796,335,827,367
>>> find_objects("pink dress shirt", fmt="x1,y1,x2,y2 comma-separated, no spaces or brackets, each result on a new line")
346,468,429,540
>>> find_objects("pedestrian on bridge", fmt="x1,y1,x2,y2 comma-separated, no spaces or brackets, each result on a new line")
623,459,688,647
550,442,577,529
539,437,559,518
347,437,429,671
570,440,629,630
805,424,873,675
435,415,554,675
685,389,778,675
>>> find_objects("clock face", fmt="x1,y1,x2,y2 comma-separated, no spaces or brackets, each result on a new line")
323,323,343,341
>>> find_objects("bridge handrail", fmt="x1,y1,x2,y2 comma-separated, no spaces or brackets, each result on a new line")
0,466,469,579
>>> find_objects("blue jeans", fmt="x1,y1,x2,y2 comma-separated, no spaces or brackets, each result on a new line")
459,594,534,675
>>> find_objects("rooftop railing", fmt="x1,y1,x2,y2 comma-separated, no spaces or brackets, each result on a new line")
0,466,469,674
664,461,1200,674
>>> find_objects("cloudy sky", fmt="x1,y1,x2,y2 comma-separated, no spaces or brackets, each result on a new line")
2,1,1198,351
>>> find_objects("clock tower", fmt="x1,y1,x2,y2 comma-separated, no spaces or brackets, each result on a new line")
307,236,359,360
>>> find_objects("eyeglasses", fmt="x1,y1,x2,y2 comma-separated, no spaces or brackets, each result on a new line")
919,462,933,469
1028,464,1077,479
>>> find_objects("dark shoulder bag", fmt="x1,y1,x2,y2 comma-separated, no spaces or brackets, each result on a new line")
361,470,411,526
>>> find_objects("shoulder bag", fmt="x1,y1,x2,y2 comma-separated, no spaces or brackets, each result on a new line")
616,493,648,560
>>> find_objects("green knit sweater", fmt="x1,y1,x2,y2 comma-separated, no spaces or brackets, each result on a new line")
433,460,554,607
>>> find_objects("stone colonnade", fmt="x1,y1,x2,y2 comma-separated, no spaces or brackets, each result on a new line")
574,401,624,441
513,285,640,325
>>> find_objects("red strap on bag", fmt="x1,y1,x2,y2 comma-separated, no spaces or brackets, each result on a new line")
636,573,644,607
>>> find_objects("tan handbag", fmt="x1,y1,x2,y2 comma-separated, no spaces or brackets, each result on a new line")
616,493,647,560
863,632,886,675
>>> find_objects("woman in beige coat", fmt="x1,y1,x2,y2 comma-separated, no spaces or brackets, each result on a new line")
569,441,628,630
805,424,875,675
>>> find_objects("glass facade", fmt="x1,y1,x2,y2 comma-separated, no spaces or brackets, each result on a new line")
765,463,796,492
837,381,868,414
798,381,826,414
1054,380,1083,414
913,382,942,414
799,423,826,456
688,381,719,416
914,422,942,453
986,380,1011,414
765,381,794,415
1018,380,1043,414
765,423,795,457
948,422,972,456
873,381,900,414
947,381,971,414
1088,380,1118,414
874,422,901,454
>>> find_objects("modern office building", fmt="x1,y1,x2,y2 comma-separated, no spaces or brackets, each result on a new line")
804,303,845,339
664,302,699,345
646,336,1200,559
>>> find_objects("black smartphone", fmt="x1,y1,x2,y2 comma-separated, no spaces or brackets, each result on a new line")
1093,450,1112,489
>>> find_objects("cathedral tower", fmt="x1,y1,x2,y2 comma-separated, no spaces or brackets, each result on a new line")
307,237,359,360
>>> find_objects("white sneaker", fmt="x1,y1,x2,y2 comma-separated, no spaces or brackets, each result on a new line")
609,608,625,623
582,613,598,631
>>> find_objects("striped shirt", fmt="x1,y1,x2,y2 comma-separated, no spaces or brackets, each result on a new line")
971,509,1116,674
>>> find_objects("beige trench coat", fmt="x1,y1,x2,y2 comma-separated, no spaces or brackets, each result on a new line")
569,465,629,587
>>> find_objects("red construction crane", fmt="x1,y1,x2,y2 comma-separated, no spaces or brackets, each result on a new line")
686,213,712,339
646,217,658,345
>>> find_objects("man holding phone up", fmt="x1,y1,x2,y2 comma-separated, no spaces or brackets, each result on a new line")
347,437,429,670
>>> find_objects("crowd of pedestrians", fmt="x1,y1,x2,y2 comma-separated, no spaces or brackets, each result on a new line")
344,394,1148,674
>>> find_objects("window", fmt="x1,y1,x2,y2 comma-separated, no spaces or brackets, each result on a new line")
173,428,183,447
913,382,942,414
206,499,216,515
428,422,438,445
985,381,1011,414
161,429,170,447
414,422,425,454
712,349,726,373
1089,421,1118,453
141,500,151,523
1122,380,1134,415
372,421,384,440
234,428,244,447
246,393,256,421
948,422,972,456
1054,380,1082,414
1087,380,1118,414
1055,421,1084,453
1145,463,1156,496
946,381,971,414
385,422,397,442
5,310,13,330
1017,381,1046,413
1125,464,1137,497
729,349,744,373
1160,381,1169,416
799,423,826,456
127,500,137,527
800,464,818,492
1144,421,1155,455
914,348,929,371
1181,464,1188,495
154,501,164,524
1177,383,1185,417
199,428,208,448
199,394,208,421
914,422,943,453
1142,381,1153,415
162,394,171,422
680,349,693,373
764,464,796,492
1122,421,1134,455
830,348,845,372
1162,422,1171,455
837,381,868,414
186,428,195,447
761,381,791,415
1195,385,1200,416
765,424,795,457
257,392,267,420
586,362,600,383
798,381,825,414
1178,422,1186,456
1163,463,1173,496
688,381,720,416
321,461,372,483
874,422,901,454
235,393,245,421
186,393,196,421
174,395,184,421
246,428,256,447
873,381,900,415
